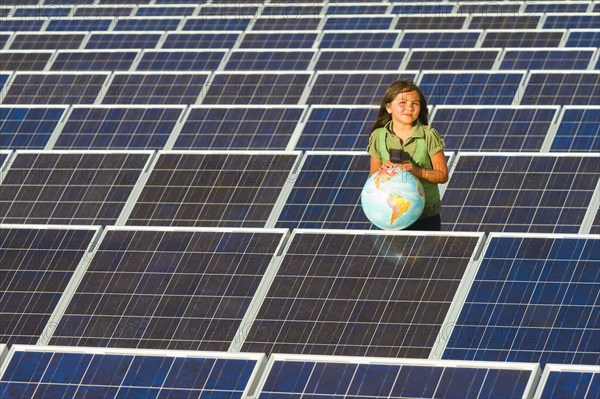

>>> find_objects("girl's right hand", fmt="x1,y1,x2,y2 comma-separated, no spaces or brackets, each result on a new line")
380,160,397,171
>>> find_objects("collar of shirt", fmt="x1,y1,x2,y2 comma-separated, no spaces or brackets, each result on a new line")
384,119,425,144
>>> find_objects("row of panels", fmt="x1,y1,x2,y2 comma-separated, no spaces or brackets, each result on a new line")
0,227,598,367
2,71,599,106
0,151,599,233
2,48,600,72
2,13,599,32
2,29,599,50
2,105,598,152
2,346,597,399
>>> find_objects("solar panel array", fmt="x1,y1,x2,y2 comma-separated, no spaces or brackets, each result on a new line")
1,0,598,395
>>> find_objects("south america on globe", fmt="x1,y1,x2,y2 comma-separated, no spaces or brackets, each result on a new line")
361,167,425,230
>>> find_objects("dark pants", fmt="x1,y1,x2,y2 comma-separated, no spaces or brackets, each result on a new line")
405,214,441,231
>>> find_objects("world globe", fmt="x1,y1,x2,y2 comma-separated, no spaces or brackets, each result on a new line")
361,167,425,230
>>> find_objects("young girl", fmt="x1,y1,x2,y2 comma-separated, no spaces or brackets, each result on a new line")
367,79,448,231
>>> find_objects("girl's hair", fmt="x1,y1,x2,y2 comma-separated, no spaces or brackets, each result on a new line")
370,79,429,133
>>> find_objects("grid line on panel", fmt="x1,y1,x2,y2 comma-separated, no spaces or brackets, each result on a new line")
320,30,399,48
242,232,482,357
252,17,321,31
443,235,600,366
406,50,500,71
49,229,285,350
136,50,226,71
395,16,467,30
440,155,600,233
46,18,113,32
500,49,595,70
481,30,565,48
0,152,151,225
240,31,319,49
9,33,87,50
537,366,600,399
49,51,139,72
522,72,600,106
0,52,53,71
161,31,241,49
399,30,481,49
551,107,600,152
315,50,406,71
0,107,67,149
85,33,163,50
224,50,315,71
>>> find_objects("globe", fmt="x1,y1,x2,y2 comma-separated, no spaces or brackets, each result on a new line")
361,167,425,230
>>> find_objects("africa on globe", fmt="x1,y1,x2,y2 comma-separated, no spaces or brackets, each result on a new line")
361,167,425,230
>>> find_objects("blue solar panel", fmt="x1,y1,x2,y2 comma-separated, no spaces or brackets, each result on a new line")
240,31,319,49
567,30,600,48
256,356,539,399
44,0,93,4
320,30,399,48
46,18,112,31
469,15,540,29
395,16,466,30
0,33,10,48
198,4,258,18
0,226,99,345
525,3,590,13
500,49,594,70
73,5,134,18
551,107,600,152
50,51,138,71
137,50,226,71
0,19,45,32
135,5,196,16
393,4,455,14
0,51,52,71
457,3,520,14
443,234,600,365
324,16,393,30
0,107,66,149
55,106,184,149
316,50,406,70
325,4,389,14
114,17,181,31
408,50,499,70
261,4,323,17
482,30,565,48
535,365,600,399
162,32,241,49
225,50,314,71
296,106,377,150
419,72,524,106
544,14,599,29
13,6,70,18
253,17,321,31
9,33,86,50
400,30,481,48
183,17,251,31
0,73,10,90
0,347,264,399
85,33,163,50
522,72,600,106
431,106,558,151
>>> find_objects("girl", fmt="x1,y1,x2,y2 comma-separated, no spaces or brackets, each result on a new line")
367,79,448,231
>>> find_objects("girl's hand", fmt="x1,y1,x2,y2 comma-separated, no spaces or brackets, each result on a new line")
379,160,397,171
395,161,418,175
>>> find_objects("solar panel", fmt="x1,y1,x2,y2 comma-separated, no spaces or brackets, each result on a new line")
431,106,558,151
393,3,455,14
399,30,481,48
0,33,10,48
255,355,540,399
45,0,93,4
0,19,45,32
522,71,600,106
54,105,185,150
113,17,181,31
525,2,591,13
324,16,393,30
183,17,251,31
137,50,226,71
469,15,540,29
500,49,595,70
241,230,483,357
174,106,304,150
0,346,265,398
252,17,321,31
49,50,138,71
551,107,600,152
135,5,197,16
457,3,520,14
225,50,315,71
591,210,600,235
481,30,565,48
419,71,525,105
85,32,163,50
9,32,86,50
0,73,10,90
566,29,600,47
0,151,10,169
0,106,67,149
0,51,52,71
239,31,319,49
543,13,600,29
261,4,323,17
46,18,113,32
394,15,466,30
102,72,209,105
315,49,406,71
442,233,600,365
73,5,134,18
2,72,109,105
441,154,600,233
13,6,70,18
308,72,417,105
203,73,311,105
1,0,38,4
407,49,500,70
124,151,300,227
198,4,259,18
295,106,378,151
162,31,241,49
320,30,399,48
0,226,100,345
49,227,287,350
534,364,600,399
325,4,389,14
0,151,152,225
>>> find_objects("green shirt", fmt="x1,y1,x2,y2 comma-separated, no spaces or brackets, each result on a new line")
367,120,446,218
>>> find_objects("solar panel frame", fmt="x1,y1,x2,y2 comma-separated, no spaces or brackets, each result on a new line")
535,364,600,399
9,32,87,50
12,5,71,18
0,345,266,399
324,14,394,30
566,29,600,47
253,354,541,399
524,1,592,13
85,31,164,50
520,70,600,106
161,30,242,49
320,29,400,48
0,18,45,32
252,16,322,31
543,13,600,29
405,48,502,70
0,33,11,49
260,4,324,17
393,3,456,14
0,50,53,71
315,49,407,71
399,29,482,49
224,49,317,71
549,105,600,152
499,47,596,70
48,49,140,72
113,16,182,31
134,4,198,17
136,49,227,71
238,30,320,49
481,29,566,48
394,15,467,30
183,16,252,31
468,13,541,29
198,4,260,18
72,4,135,18
45,17,114,32
324,3,391,15
1,105,68,150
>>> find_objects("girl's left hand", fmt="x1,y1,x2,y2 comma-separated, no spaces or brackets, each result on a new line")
395,161,418,176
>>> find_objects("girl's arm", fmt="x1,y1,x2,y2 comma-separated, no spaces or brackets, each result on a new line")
396,149,449,183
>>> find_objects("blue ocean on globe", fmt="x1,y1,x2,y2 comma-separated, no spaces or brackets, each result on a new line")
361,167,425,230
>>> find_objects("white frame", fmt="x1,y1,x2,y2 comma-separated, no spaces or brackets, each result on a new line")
533,363,600,399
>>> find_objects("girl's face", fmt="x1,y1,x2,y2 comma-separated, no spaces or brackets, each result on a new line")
386,90,421,127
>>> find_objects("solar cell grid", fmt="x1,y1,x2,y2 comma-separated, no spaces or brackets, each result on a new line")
174,106,304,150
1,0,38,4
137,50,226,71
469,15,541,29
0,51,52,71
399,30,481,48
481,30,565,48
135,5,197,16
500,48,595,70
0,106,66,150
0,226,99,345
431,106,558,152
198,4,259,18
54,106,185,150
535,364,600,399
49,227,287,350
12,6,70,18
114,17,181,31
183,17,251,31
49,50,138,72
225,50,315,71
443,233,600,366
393,3,455,14
551,107,600,152
252,17,321,31
456,3,520,14
395,15,466,30
316,49,406,71
407,49,500,70
46,18,113,32
522,71,600,106
162,31,241,49
544,13,600,29
324,15,393,30
260,4,323,17
320,30,399,48
0,19,45,32
85,32,163,50
73,5,134,18
0,151,151,225
102,72,209,105
240,31,319,49
44,0,93,4
0,33,10,49
525,2,591,13
241,230,483,357
9,32,86,50
325,4,390,15
2,72,109,105
440,154,600,233
591,209,600,235
125,151,300,227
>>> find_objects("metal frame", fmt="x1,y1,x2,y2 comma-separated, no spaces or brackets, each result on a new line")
533,363,600,399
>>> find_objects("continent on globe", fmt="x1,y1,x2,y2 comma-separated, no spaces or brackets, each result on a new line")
386,193,412,224
373,168,397,189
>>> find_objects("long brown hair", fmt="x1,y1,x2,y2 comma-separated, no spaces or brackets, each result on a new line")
370,79,429,134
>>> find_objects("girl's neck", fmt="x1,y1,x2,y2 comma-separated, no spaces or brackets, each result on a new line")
391,120,414,138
